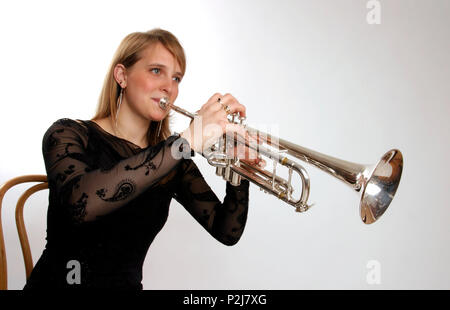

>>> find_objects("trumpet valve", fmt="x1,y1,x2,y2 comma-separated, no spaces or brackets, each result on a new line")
230,170,241,186
215,167,224,177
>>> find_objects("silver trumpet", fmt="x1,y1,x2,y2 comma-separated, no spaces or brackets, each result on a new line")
159,97,403,224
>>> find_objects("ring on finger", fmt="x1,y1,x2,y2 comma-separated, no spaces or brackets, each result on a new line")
222,104,232,115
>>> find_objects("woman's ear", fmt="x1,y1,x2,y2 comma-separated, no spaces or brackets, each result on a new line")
114,64,127,88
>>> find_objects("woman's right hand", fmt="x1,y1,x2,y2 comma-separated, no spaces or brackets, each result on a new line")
180,93,249,154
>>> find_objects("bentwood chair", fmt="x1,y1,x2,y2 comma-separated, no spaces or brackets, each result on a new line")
0,175,48,290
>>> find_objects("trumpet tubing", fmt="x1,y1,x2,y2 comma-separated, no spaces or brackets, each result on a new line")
159,97,403,224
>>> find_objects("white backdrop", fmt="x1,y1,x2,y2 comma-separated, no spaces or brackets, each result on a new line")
0,0,449,290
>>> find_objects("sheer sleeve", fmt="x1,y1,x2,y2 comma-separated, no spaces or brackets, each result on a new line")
173,160,250,246
43,119,191,224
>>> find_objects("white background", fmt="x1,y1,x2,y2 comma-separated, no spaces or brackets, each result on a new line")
0,0,449,290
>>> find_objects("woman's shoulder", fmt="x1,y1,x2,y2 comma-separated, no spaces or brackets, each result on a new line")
50,118,88,128
43,118,90,144
45,118,90,132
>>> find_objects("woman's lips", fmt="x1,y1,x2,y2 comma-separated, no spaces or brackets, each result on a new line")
152,97,172,110
152,97,164,109
152,97,170,111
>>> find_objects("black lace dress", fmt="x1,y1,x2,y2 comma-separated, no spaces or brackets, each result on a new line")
23,118,249,290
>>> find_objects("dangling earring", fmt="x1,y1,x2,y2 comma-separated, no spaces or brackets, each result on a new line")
115,87,123,129
156,120,163,138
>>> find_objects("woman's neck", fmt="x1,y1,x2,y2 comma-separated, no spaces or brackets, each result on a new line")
112,123,147,149
113,106,150,148
92,107,150,149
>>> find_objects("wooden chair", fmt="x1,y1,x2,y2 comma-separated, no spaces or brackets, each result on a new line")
0,175,48,290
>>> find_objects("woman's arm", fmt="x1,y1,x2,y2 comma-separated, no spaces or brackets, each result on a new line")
172,159,250,246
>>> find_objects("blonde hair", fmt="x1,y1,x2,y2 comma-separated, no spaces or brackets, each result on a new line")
93,29,186,146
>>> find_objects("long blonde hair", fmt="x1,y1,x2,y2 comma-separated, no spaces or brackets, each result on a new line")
93,29,186,146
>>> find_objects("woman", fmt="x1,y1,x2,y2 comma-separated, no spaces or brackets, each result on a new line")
24,29,260,290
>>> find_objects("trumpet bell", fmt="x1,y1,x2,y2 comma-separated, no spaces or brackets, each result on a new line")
360,149,403,224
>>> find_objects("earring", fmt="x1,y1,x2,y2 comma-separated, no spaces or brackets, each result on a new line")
115,87,124,129
156,120,163,138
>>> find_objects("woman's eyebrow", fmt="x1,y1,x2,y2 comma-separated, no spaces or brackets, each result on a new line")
148,63,182,76
148,63,166,68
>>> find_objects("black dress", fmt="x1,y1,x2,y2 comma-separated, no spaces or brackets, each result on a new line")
23,118,249,290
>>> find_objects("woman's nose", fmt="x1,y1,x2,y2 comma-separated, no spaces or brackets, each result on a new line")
160,76,172,95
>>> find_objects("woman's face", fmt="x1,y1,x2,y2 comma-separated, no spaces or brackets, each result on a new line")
119,42,183,122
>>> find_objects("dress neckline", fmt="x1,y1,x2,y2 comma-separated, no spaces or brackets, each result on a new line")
82,119,145,150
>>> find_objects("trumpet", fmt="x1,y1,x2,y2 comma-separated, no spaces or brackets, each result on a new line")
159,98,403,224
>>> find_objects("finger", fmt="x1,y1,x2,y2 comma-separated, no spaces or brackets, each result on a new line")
223,125,261,163
224,123,248,140
206,93,223,107
220,94,246,118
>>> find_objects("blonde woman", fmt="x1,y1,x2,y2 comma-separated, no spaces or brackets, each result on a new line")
24,29,260,290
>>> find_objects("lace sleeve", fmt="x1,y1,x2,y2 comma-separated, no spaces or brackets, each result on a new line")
173,160,250,246
43,119,191,224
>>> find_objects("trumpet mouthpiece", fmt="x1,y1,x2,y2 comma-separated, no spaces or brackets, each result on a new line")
159,97,170,110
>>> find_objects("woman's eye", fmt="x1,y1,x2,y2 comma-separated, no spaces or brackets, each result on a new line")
151,68,160,74
173,76,181,83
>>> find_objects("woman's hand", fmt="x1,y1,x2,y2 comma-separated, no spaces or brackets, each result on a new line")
180,93,266,167
180,93,244,152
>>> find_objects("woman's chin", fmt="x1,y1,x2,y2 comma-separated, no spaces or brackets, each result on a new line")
148,112,167,122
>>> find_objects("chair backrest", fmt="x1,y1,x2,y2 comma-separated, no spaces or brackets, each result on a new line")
0,175,48,290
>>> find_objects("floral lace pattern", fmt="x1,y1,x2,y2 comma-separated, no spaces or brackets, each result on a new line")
24,118,249,289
